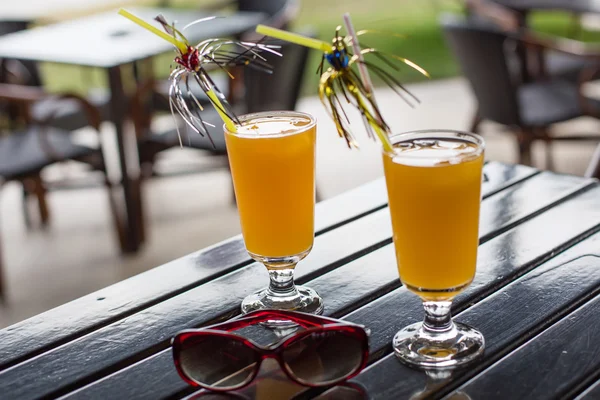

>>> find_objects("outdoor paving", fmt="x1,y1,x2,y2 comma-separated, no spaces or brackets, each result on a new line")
0,77,598,328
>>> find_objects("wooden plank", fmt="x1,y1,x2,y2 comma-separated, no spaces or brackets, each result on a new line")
60,178,595,400
315,161,537,235
0,167,392,370
453,292,600,400
578,379,600,399
187,185,600,400
0,208,397,400
66,247,401,400
342,185,600,352
351,252,600,399
0,162,534,371
478,172,592,241
479,161,539,197
348,209,600,398
197,238,600,400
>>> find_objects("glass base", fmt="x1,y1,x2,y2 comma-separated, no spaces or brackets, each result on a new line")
393,321,484,369
241,285,324,327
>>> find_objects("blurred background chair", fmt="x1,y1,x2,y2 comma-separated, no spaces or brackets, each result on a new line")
0,83,124,300
0,21,113,229
466,0,597,82
441,13,600,168
0,22,111,132
129,29,314,201
237,0,300,37
464,0,599,134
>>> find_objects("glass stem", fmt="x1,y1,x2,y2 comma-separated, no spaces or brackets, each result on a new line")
267,265,299,297
422,300,455,334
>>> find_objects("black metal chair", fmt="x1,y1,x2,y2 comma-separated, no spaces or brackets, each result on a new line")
0,22,114,229
243,32,311,113
199,0,299,34
441,13,600,167
237,0,300,38
466,0,596,83
0,22,111,132
130,28,313,182
0,83,125,301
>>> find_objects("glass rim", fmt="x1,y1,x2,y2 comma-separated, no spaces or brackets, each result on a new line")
383,129,485,159
223,110,317,138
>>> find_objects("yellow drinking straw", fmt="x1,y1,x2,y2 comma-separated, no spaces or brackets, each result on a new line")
256,25,332,53
118,9,188,53
206,89,237,132
118,8,238,133
257,22,396,152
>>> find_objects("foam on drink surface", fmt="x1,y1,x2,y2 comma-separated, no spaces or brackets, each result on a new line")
235,116,312,136
391,138,480,167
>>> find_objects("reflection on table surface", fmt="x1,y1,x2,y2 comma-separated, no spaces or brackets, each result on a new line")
186,358,368,400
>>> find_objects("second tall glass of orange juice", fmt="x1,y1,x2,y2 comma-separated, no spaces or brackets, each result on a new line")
224,111,323,316
383,130,485,369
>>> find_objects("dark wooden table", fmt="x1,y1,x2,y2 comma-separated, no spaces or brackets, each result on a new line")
1,162,600,399
0,7,265,253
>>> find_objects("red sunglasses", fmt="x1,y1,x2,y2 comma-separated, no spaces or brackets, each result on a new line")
171,310,370,392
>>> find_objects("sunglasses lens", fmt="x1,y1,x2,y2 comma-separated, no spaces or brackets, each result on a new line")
179,335,258,390
282,329,364,386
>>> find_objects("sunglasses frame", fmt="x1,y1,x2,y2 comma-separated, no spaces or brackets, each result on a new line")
172,310,370,392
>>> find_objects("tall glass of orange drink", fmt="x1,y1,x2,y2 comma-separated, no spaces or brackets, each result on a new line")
224,111,323,316
383,130,485,368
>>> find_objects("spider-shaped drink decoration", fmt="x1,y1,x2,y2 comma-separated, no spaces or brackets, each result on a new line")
257,15,429,151
118,9,281,142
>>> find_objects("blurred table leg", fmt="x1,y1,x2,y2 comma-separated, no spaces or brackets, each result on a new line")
107,65,144,253
0,189,4,302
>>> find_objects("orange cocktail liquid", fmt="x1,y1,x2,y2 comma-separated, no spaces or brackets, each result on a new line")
383,138,484,300
224,115,316,258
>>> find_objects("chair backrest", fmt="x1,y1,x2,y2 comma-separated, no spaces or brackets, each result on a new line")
237,0,288,15
243,27,314,113
237,0,299,40
0,22,42,87
237,0,298,19
440,13,522,126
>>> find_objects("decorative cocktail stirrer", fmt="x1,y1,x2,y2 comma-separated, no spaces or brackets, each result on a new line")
256,14,429,152
118,9,281,142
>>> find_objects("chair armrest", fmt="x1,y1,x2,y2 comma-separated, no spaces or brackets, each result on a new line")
0,83,101,131
513,31,600,114
0,83,103,160
518,30,600,61
41,93,102,131
0,83,46,103
31,93,102,161
0,83,103,167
